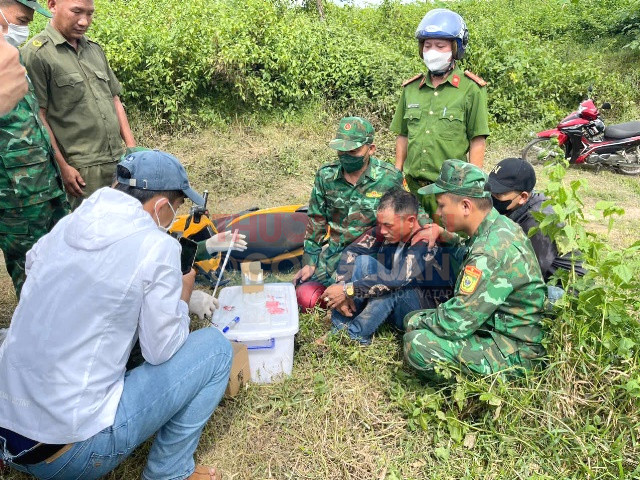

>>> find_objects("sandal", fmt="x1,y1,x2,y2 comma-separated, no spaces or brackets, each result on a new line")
187,465,222,480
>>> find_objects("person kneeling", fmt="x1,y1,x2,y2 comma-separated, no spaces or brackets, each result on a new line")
403,160,547,381
323,189,457,345
0,150,230,480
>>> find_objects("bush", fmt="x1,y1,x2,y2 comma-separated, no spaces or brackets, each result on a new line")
28,0,640,130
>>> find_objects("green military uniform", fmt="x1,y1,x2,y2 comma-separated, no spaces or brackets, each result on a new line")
403,160,546,381
303,117,410,286
21,23,125,209
390,67,490,216
0,68,69,298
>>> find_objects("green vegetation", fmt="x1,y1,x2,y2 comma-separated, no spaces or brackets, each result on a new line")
27,0,640,132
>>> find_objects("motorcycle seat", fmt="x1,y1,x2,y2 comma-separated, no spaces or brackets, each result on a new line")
604,121,640,139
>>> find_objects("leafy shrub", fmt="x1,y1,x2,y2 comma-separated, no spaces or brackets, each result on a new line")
27,0,640,130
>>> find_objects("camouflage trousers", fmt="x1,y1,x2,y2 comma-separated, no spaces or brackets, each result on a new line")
0,197,69,298
68,161,119,210
403,310,545,382
310,243,344,287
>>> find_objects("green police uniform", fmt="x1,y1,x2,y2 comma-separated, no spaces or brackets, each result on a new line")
0,68,68,298
403,160,546,381
303,117,410,286
390,67,490,215
21,23,125,209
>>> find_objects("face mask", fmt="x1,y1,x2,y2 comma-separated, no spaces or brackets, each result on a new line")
0,9,29,47
154,198,177,232
339,148,369,174
492,196,516,216
423,49,453,74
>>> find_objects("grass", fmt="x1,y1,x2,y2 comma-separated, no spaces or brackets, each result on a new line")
2,113,640,479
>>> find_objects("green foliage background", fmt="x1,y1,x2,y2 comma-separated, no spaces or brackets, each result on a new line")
28,0,640,131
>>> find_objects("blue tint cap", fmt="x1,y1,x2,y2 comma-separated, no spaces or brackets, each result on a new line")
117,150,205,206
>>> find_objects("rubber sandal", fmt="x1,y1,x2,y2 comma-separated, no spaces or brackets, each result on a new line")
187,465,222,480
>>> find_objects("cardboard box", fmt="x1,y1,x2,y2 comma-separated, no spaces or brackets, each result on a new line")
225,341,250,397
241,261,264,293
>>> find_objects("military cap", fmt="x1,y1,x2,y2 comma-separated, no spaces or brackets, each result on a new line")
328,117,375,152
16,0,52,18
418,159,490,198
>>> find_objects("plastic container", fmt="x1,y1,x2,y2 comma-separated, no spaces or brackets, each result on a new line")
212,283,299,383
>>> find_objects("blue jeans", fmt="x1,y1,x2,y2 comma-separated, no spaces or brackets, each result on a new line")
2,327,232,480
331,255,422,344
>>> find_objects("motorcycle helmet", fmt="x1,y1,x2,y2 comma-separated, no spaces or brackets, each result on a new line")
415,8,469,61
296,281,328,312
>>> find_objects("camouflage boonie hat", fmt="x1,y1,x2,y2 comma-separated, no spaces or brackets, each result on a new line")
418,159,491,198
16,0,52,17
328,117,375,151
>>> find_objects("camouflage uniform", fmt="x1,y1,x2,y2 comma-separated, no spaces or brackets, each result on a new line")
404,160,546,381
303,117,410,286
0,72,68,298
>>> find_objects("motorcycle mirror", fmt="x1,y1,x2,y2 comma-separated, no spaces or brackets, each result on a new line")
588,86,593,92
601,102,611,110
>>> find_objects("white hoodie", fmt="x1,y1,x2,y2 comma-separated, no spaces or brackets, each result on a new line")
0,188,190,444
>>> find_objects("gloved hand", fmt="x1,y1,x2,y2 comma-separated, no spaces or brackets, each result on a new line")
188,290,219,320
206,231,248,254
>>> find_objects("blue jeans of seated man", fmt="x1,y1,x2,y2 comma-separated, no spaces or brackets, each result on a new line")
331,255,422,344
2,327,232,480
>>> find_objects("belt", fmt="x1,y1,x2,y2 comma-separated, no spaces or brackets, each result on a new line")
12,442,71,466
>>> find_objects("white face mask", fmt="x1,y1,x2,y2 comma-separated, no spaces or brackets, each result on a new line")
423,49,453,74
154,198,177,233
0,9,29,47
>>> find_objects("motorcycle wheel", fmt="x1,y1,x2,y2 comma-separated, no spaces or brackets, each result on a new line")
616,147,640,175
522,137,561,165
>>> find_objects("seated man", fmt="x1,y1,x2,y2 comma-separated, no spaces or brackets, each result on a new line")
404,159,547,381
323,189,460,345
293,116,412,294
487,157,586,283
0,150,230,480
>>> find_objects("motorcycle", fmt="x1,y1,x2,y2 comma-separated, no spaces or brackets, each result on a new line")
522,91,640,175
170,191,309,286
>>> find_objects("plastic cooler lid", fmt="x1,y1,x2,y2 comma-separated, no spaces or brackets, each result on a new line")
211,283,300,342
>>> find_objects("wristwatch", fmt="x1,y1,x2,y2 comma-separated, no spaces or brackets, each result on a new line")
343,282,355,298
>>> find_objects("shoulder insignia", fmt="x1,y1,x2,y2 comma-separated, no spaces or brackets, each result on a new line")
29,37,48,50
402,177,410,192
464,70,487,87
459,265,482,295
402,74,423,87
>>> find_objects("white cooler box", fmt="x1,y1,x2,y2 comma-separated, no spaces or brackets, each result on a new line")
212,283,299,383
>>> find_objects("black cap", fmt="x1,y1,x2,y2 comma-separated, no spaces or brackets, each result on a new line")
487,158,536,194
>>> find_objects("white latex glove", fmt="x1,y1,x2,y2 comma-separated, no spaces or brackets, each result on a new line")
188,290,219,320
205,230,248,254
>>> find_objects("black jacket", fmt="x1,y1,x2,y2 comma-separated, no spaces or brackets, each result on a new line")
507,192,586,282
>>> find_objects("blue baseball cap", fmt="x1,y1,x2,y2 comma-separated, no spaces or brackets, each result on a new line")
116,150,205,206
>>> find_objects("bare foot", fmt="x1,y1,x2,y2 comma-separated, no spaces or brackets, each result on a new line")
188,465,221,480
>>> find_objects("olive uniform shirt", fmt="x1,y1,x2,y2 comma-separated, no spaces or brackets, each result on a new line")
390,67,490,184
21,23,124,168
